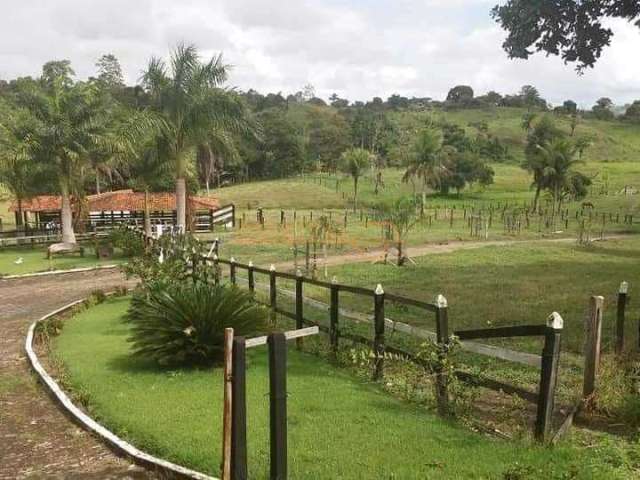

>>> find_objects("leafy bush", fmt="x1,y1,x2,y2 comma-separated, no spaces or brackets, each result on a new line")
109,227,144,257
122,232,211,285
126,281,268,366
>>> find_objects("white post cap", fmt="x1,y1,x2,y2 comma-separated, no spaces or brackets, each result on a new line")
230,257,236,263
270,264,276,272
331,275,338,284
375,284,384,295
619,281,629,294
248,261,253,268
296,268,303,277
436,294,448,308
547,312,564,330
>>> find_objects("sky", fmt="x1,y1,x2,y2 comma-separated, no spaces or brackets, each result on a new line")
1,0,640,107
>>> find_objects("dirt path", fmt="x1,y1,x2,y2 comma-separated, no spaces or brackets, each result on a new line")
274,234,631,270
0,270,155,479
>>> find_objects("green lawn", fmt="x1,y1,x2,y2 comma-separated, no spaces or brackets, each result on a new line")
0,244,127,276
52,297,637,479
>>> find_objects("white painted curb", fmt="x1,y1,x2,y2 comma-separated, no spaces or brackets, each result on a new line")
2,264,120,280
25,297,219,480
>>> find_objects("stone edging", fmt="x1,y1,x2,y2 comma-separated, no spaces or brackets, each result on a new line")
24,297,219,480
2,264,120,280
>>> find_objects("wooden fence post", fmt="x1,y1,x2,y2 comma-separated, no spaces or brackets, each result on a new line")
230,258,237,286
583,295,604,402
535,312,563,442
222,328,234,480
268,333,287,480
269,265,277,324
616,281,629,355
435,294,449,417
247,261,255,293
373,284,385,380
295,269,304,349
213,254,220,285
329,277,339,354
231,336,247,480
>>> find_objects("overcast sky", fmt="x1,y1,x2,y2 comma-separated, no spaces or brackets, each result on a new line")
2,0,639,107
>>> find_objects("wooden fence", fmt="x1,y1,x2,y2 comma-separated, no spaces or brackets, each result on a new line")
188,246,565,442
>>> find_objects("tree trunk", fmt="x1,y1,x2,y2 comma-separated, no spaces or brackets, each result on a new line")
353,176,358,212
532,184,542,213
61,187,76,244
96,171,101,195
397,239,404,267
323,242,328,278
15,197,24,228
144,188,152,237
176,177,187,232
205,178,210,196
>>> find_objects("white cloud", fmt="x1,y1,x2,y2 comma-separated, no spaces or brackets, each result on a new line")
0,0,638,106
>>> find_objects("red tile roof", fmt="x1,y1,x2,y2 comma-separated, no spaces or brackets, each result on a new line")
10,190,220,213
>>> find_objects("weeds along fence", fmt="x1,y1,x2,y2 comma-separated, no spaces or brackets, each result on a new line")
139,230,567,443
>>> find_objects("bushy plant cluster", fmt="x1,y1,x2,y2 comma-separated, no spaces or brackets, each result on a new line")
122,232,209,285
109,226,145,257
127,281,267,366
124,232,267,367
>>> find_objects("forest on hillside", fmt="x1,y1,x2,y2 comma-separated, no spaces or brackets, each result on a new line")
2,47,640,243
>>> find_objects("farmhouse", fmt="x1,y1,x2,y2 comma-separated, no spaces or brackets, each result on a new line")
9,189,232,232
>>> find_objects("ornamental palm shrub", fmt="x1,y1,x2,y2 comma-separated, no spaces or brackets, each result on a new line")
127,281,267,366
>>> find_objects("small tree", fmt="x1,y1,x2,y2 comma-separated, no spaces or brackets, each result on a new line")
377,197,419,266
403,128,447,210
340,147,371,211
307,215,340,278
535,138,584,215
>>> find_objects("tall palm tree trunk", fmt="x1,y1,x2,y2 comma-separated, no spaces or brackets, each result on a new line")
60,186,76,244
15,197,24,229
144,188,152,236
176,177,187,232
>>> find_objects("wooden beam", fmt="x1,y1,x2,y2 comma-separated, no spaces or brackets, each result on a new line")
245,327,319,349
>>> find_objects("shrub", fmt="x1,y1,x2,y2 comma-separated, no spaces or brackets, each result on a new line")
126,281,268,366
109,227,144,257
122,232,211,285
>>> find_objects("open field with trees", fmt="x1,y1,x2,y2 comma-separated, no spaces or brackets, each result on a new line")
3,3,640,476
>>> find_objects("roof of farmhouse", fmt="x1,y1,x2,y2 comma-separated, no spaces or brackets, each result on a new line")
10,190,220,213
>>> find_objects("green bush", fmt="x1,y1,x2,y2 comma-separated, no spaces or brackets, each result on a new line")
109,227,144,257
126,281,267,366
123,232,211,285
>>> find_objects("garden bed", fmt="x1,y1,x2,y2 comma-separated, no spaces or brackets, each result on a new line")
46,296,635,479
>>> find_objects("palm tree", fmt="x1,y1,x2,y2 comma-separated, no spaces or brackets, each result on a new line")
10,75,113,243
402,128,447,210
340,147,371,211
377,197,419,266
535,138,583,215
141,43,255,231
0,103,38,230
197,130,239,194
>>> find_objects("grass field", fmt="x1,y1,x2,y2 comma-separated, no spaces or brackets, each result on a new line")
52,297,639,479
315,237,640,354
0,244,127,276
